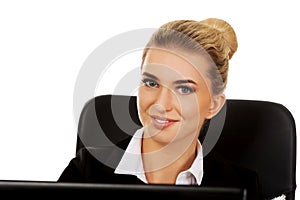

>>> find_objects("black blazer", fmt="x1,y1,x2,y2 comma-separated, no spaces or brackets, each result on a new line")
58,137,262,200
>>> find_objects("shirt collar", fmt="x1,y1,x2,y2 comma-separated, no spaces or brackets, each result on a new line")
114,127,204,185
114,127,145,175
179,141,204,185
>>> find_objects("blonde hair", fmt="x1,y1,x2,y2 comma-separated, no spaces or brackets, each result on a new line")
142,18,238,95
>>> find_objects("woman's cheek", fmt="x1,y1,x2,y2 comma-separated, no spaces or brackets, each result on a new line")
179,94,209,126
137,87,152,126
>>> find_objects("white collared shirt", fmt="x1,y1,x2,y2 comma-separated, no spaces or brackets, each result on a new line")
114,127,204,185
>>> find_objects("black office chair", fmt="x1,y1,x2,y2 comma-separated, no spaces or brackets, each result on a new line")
76,94,297,200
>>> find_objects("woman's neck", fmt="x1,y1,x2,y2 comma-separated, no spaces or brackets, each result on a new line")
141,135,198,184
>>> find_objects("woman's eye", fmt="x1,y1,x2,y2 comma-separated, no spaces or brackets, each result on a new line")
177,86,195,94
142,79,159,88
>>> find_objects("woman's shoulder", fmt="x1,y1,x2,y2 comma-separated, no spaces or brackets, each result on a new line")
58,135,143,184
202,151,262,200
75,136,132,169
203,151,258,180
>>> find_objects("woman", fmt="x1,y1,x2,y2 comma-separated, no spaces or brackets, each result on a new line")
58,18,262,199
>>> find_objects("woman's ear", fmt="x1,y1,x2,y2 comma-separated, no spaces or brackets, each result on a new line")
206,94,226,119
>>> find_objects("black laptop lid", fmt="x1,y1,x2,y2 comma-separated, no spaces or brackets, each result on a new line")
0,180,246,200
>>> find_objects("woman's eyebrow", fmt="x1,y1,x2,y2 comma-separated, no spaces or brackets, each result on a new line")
142,72,197,85
142,72,158,80
174,79,197,85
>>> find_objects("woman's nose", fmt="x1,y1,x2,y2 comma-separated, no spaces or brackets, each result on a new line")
155,86,174,113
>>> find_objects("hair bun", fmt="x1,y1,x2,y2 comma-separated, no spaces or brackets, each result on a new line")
199,18,238,59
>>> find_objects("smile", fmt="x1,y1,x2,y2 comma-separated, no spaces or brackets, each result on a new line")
150,115,179,129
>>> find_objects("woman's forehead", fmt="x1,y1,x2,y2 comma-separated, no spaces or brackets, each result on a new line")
142,48,211,82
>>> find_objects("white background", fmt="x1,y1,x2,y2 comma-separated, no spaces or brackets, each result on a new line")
0,0,299,197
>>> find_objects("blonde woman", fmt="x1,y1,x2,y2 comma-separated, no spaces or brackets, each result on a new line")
59,18,262,200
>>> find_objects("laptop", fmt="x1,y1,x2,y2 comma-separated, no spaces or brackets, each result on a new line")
0,180,247,199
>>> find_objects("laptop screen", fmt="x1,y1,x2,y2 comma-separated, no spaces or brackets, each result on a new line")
0,180,247,199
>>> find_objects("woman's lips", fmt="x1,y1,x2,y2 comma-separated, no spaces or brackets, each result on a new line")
150,115,179,130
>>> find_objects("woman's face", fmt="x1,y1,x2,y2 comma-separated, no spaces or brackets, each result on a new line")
138,48,220,146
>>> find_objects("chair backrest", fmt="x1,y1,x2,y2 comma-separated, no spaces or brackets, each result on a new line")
76,94,297,199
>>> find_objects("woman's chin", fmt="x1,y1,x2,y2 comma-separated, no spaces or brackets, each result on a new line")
143,125,180,144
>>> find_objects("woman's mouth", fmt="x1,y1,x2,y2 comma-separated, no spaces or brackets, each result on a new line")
150,115,179,130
